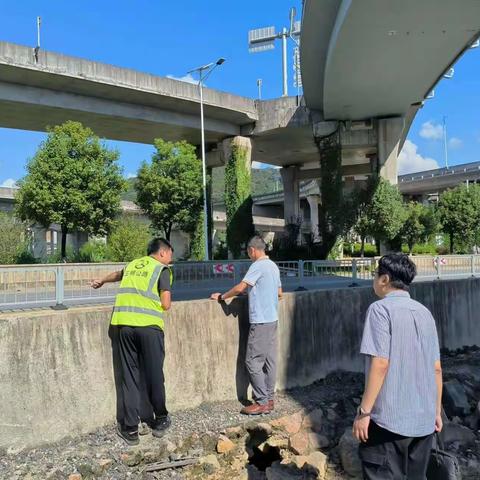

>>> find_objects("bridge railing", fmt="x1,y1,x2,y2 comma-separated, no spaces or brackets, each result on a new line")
0,255,479,310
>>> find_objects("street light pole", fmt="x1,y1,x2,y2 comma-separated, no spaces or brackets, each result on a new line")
188,58,225,261
198,72,209,261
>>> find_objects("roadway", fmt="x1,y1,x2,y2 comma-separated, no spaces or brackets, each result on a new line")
1,273,479,312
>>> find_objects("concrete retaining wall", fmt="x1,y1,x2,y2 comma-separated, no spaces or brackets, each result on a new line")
1,278,479,449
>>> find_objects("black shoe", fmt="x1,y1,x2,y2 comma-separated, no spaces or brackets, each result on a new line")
117,425,140,446
151,415,171,438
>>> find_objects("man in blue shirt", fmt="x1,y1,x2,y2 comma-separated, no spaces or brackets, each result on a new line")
210,235,282,415
353,254,443,479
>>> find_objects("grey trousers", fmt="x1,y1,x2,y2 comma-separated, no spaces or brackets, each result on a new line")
245,322,278,405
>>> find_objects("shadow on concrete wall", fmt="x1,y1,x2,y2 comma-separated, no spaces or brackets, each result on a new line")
219,297,251,404
109,325,155,426
279,286,374,415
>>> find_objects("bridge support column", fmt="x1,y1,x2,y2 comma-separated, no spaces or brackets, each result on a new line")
280,166,300,226
306,194,320,243
377,117,404,185
221,136,254,258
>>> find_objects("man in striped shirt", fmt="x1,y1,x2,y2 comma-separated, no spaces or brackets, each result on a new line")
353,254,443,480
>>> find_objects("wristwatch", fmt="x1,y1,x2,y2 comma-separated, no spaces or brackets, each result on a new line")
357,406,371,418
218,294,223,302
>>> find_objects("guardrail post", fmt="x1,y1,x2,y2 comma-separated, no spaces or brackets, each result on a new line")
436,256,441,279
298,260,304,281
233,261,238,284
352,259,358,281
52,266,68,310
471,255,475,277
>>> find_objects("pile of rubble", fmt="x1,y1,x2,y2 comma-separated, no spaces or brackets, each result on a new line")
2,348,480,479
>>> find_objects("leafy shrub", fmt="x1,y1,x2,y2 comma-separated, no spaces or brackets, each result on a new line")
107,216,151,262
343,242,377,258
78,239,107,263
0,213,28,265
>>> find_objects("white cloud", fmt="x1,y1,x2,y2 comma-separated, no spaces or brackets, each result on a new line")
0,178,17,188
252,161,280,170
166,73,198,85
419,121,443,140
126,172,136,179
398,140,439,175
449,137,463,149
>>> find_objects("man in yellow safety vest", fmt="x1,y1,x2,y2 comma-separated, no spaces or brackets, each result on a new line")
91,238,173,445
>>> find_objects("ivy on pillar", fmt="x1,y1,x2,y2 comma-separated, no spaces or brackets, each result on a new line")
223,137,254,259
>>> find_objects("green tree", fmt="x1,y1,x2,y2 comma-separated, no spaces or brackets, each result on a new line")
189,211,206,260
107,216,152,262
418,204,439,242
136,139,203,241
438,184,480,253
316,131,358,258
401,202,425,253
352,178,378,257
15,121,126,259
367,178,407,252
0,213,28,264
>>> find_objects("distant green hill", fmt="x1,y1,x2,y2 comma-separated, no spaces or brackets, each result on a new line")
122,168,281,204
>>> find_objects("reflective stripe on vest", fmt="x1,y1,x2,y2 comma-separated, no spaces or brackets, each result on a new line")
111,256,172,329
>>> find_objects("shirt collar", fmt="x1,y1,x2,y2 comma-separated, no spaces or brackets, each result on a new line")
385,290,410,298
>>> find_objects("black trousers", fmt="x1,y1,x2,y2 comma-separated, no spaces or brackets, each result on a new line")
359,421,434,480
118,326,168,429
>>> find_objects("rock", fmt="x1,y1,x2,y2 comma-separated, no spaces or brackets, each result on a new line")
266,461,304,479
453,364,480,384
6,445,25,456
246,422,273,437
302,451,327,479
307,432,330,450
77,463,98,478
46,469,64,480
96,458,113,472
163,439,177,454
199,454,220,473
271,411,304,435
258,434,290,452
443,379,471,417
225,426,244,439
302,409,324,433
441,422,476,447
289,431,310,455
120,450,143,467
143,446,169,464
217,434,236,454
326,409,339,422
338,428,362,479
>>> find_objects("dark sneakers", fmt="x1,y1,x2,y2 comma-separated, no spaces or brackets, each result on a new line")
151,415,171,438
117,425,139,446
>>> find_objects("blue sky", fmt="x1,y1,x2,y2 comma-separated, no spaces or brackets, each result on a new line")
0,0,479,187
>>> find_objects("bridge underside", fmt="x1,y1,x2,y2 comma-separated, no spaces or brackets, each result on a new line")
302,0,480,120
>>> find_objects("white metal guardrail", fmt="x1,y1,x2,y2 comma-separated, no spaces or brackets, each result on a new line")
0,255,479,310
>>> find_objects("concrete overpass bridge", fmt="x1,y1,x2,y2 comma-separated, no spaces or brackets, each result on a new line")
0,0,479,231
399,161,480,200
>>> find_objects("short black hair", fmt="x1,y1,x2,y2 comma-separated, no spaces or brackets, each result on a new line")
147,237,174,255
377,253,416,290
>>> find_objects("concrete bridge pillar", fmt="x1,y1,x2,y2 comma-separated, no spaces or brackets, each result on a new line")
220,136,253,258
306,194,320,242
377,117,404,185
280,166,300,225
